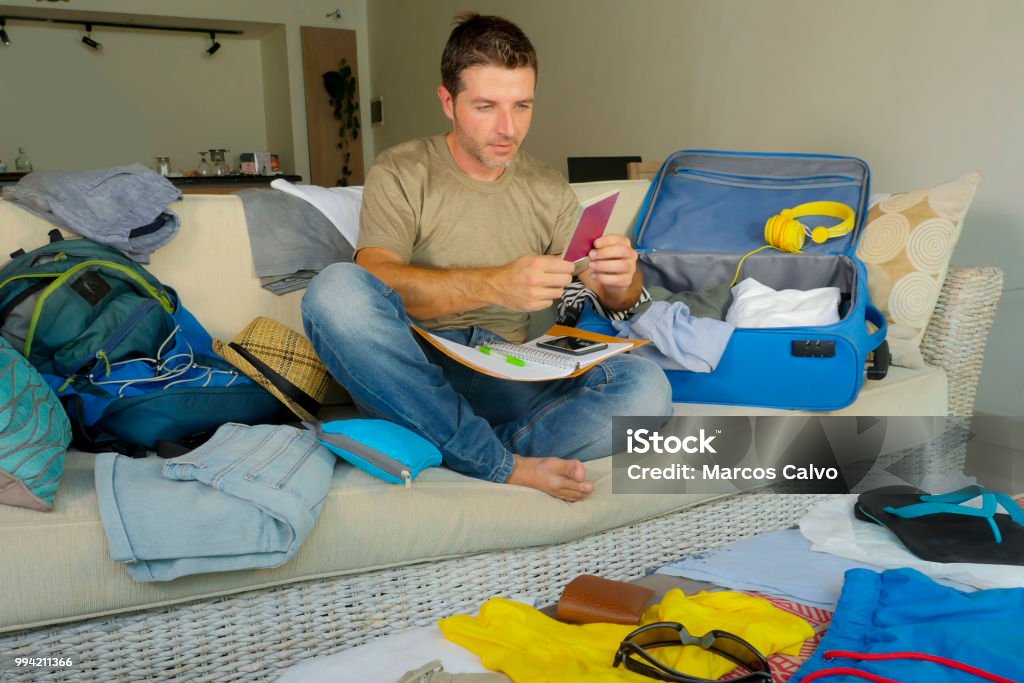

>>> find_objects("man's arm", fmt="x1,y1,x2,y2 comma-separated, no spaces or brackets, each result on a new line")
356,247,574,319
576,234,644,312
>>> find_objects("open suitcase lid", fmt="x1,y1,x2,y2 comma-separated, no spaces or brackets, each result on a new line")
633,150,871,256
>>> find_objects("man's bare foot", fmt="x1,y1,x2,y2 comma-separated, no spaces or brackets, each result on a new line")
506,455,594,502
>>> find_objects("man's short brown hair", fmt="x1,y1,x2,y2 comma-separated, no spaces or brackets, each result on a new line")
441,12,538,99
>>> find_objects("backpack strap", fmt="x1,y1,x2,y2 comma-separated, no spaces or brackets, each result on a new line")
8,230,64,261
61,395,147,458
155,432,215,459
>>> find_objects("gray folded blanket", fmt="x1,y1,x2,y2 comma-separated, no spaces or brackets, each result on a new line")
237,189,354,294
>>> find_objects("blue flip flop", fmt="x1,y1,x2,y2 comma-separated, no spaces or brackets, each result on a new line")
854,484,1024,565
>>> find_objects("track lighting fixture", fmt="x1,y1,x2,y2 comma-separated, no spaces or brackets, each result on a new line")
81,23,101,50
0,15,243,52
205,31,221,56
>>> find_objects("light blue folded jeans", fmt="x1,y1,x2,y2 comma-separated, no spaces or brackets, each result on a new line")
94,423,335,582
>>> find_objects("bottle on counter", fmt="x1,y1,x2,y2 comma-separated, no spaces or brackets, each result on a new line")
209,149,231,176
14,147,33,173
155,156,171,177
197,151,211,177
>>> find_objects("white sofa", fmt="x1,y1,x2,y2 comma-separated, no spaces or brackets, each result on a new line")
0,181,1002,681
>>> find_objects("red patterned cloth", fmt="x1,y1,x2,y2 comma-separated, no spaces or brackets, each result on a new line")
722,593,832,682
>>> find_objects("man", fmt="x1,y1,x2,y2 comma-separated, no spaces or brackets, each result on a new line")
302,13,672,501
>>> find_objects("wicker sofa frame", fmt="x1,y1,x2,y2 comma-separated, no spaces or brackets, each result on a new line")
0,265,1003,682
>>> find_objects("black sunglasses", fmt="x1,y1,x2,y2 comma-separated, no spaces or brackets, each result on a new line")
612,621,773,682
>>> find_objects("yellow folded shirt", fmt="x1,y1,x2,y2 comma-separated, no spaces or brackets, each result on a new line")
439,588,813,683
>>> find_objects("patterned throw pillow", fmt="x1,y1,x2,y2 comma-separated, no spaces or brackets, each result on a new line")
855,172,981,368
0,337,72,511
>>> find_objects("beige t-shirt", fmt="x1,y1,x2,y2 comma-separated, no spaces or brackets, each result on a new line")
357,134,579,343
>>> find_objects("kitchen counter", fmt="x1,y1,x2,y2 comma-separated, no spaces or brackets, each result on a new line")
170,174,303,194
0,172,29,186
0,172,303,194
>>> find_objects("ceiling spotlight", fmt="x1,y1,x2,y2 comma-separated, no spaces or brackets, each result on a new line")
205,31,220,56
81,23,101,50
0,18,10,46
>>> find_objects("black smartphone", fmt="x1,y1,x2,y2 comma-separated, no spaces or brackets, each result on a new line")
536,336,609,356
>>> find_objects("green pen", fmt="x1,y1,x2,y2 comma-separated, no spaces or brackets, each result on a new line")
478,345,527,366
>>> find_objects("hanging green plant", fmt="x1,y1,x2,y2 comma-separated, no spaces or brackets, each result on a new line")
322,58,361,186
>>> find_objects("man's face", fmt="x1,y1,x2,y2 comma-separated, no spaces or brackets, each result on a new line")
439,65,535,178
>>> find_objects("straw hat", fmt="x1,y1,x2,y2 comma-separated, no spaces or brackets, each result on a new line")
214,317,330,422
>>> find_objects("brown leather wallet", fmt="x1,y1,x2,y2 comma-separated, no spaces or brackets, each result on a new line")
555,574,655,625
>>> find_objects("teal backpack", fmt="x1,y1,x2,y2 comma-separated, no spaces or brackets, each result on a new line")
0,335,72,510
0,232,285,455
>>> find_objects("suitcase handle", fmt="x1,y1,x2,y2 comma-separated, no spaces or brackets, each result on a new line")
865,303,888,349
865,304,890,381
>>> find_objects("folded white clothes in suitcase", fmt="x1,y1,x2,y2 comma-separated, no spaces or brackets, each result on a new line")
726,277,841,329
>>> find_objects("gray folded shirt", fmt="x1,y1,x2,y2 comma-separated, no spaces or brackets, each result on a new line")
237,188,354,294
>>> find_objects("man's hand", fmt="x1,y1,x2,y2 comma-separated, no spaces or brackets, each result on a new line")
493,255,574,312
587,234,637,291
578,234,643,311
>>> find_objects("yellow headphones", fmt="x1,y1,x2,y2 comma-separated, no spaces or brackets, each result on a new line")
730,201,856,287
763,201,856,253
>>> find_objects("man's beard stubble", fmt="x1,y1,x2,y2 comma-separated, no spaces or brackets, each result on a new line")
454,125,517,170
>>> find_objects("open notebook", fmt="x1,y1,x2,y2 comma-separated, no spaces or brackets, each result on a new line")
412,325,647,381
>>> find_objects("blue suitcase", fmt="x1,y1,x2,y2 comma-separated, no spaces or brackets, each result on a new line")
580,150,890,411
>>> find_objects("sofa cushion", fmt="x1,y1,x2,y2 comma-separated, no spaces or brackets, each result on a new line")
0,442,720,632
0,360,946,632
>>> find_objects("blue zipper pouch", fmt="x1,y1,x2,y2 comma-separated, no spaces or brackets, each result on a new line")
305,419,442,486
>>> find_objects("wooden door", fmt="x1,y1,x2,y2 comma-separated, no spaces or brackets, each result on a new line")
301,27,364,187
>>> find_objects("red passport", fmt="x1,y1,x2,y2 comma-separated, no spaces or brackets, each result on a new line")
563,190,620,272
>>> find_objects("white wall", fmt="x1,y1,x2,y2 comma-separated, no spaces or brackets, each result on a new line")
0,0,373,180
0,23,267,173
367,0,1024,415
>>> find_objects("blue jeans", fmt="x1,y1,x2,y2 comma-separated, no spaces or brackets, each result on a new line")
95,423,334,582
301,263,674,483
